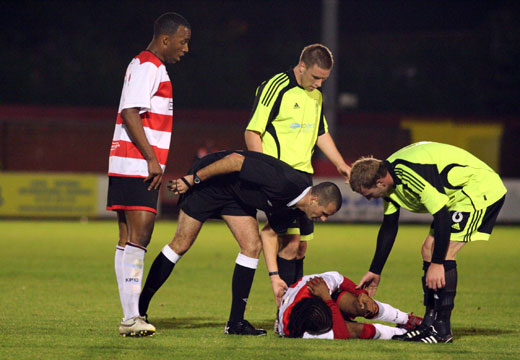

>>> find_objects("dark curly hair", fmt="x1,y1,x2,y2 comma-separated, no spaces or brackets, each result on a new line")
286,297,332,338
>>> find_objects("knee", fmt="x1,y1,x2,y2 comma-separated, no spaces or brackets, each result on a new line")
169,234,193,256
129,228,153,248
297,241,307,259
241,240,262,258
278,235,300,258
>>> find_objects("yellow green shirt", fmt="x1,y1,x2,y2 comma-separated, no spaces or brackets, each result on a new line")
383,142,507,215
246,69,328,174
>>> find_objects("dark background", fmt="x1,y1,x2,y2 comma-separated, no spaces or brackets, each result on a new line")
2,0,520,115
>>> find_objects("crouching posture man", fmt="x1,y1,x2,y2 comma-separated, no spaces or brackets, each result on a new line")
279,271,422,339
138,151,342,335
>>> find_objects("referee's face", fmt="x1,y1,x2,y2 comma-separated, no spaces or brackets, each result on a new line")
305,199,338,222
299,64,331,91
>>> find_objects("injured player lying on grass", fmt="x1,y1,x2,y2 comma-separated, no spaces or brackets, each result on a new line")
278,271,422,339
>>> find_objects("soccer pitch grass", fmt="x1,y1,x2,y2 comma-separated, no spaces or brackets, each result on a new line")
1,220,519,359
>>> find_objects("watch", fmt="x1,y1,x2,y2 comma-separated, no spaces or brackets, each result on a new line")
193,172,202,184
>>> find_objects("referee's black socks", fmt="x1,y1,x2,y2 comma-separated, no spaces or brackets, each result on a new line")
277,256,297,287
139,245,182,316
229,253,258,322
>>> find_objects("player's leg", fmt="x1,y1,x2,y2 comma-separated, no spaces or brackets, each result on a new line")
336,291,419,329
345,322,407,340
420,233,437,330
277,233,300,285
139,210,203,317
223,215,266,336
114,211,127,316
118,209,157,336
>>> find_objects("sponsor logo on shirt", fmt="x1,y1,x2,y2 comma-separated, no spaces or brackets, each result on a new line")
289,123,315,131
111,141,120,151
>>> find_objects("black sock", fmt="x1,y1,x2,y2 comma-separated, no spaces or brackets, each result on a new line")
229,263,256,322
434,260,457,335
138,252,175,316
295,256,305,282
422,261,436,328
277,256,297,286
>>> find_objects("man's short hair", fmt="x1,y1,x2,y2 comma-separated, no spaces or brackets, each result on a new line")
154,12,191,37
287,297,332,338
349,156,388,193
299,44,334,69
311,182,342,211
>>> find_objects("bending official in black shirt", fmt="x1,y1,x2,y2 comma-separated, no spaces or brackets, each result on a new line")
138,151,342,336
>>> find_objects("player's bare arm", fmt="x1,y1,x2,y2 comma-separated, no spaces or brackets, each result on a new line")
244,130,263,153
316,132,351,180
168,152,245,194
121,107,163,190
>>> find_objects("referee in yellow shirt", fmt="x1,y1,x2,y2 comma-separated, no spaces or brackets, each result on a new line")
245,44,350,304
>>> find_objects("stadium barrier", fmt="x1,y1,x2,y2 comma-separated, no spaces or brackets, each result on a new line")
1,172,517,223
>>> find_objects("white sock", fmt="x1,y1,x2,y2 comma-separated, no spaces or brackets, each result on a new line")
114,246,125,313
372,300,409,324
122,243,146,321
161,244,182,264
235,253,259,269
373,323,407,340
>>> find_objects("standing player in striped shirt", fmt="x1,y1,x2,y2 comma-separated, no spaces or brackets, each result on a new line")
244,44,351,306
349,142,507,343
107,12,191,337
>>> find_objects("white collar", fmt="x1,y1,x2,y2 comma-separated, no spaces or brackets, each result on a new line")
287,186,312,207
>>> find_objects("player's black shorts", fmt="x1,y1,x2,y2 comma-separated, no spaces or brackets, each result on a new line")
107,176,159,214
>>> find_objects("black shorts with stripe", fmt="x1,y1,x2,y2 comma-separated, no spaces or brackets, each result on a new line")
107,176,159,214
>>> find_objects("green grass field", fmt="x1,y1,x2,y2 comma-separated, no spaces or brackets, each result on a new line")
1,220,519,359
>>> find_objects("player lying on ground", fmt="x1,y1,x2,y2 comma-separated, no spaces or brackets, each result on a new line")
278,271,422,339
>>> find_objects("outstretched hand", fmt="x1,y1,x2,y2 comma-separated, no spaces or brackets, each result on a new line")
356,271,380,297
338,164,352,184
270,276,288,308
167,175,194,195
306,277,331,301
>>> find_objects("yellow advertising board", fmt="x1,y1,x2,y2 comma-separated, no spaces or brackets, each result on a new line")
0,173,99,217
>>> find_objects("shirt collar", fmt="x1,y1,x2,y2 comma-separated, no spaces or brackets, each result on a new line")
287,186,312,207
384,160,401,185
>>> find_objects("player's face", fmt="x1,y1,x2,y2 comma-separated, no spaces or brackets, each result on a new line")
360,182,389,200
164,25,191,64
298,64,331,91
305,199,338,222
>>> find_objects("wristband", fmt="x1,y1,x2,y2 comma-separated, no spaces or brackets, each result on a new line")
268,271,279,276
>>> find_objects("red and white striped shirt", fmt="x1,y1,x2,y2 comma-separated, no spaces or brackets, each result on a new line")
108,51,173,178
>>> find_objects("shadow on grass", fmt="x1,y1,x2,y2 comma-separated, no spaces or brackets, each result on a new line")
152,317,274,330
454,326,516,338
